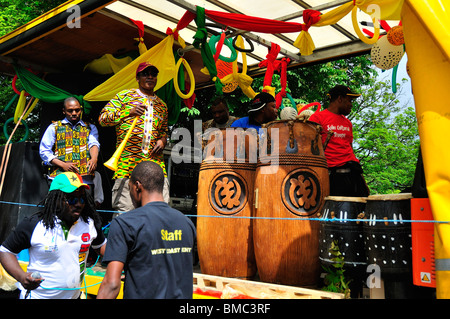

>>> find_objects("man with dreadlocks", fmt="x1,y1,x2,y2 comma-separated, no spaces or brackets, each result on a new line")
0,172,107,299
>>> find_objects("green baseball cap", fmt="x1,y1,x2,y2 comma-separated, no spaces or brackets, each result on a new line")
49,172,90,193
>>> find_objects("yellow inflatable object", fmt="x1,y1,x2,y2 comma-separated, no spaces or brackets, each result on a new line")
22,97,39,120
219,35,256,99
14,90,26,124
173,58,195,99
351,5,380,45
402,0,450,299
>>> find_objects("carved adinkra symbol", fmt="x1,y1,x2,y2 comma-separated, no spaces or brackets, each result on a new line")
210,172,247,215
215,176,241,209
289,175,317,210
281,169,321,216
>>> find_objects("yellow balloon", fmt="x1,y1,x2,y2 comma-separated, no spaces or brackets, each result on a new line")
14,90,26,124
22,97,39,120
173,58,195,99
352,6,380,45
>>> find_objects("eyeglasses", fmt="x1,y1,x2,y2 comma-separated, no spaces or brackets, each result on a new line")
138,70,158,78
66,196,85,205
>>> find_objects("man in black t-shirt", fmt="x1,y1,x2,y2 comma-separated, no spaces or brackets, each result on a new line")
97,161,196,299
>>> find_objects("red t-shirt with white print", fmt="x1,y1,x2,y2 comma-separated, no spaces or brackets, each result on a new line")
309,109,359,168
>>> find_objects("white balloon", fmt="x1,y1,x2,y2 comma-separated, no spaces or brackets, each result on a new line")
371,36,405,70
280,106,298,120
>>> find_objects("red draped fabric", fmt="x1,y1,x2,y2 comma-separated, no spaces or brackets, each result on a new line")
275,57,291,108
302,10,321,31
177,11,197,31
259,43,281,88
204,9,321,34
164,8,322,43
130,19,145,38
213,32,226,61
166,10,197,40
204,9,302,33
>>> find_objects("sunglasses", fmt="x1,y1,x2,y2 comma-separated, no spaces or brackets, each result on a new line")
66,196,85,205
138,70,158,78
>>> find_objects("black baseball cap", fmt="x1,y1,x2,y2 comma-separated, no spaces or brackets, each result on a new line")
248,92,276,113
328,85,361,99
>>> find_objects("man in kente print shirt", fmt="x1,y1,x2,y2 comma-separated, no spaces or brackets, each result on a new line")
99,62,169,212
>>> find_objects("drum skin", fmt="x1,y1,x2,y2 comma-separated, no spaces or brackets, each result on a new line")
253,120,329,286
197,128,257,278
319,196,367,270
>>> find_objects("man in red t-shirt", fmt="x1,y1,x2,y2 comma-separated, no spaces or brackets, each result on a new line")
309,85,369,197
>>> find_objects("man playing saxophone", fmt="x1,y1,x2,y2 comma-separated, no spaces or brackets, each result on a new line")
98,62,169,212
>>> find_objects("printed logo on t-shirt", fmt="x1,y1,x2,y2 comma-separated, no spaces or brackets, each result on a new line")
327,124,350,139
149,229,192,256
79,232,91,282
161,229,182,241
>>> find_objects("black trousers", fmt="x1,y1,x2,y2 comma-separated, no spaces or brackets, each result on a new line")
328,161,370,197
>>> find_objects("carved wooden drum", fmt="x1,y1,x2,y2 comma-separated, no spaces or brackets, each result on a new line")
253,120,330,286
197,128,257,278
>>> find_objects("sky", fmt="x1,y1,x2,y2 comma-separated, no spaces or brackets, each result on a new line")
375,53,414,109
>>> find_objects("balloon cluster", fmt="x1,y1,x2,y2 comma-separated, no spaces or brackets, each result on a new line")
371,24,405,71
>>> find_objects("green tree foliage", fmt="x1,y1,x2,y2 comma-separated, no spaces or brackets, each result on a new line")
0,0,66,37
0,76,33,145
0,0,67,145
352,79,419,194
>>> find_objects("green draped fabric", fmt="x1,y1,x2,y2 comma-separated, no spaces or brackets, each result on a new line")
13,65,92,114
192,6,223,95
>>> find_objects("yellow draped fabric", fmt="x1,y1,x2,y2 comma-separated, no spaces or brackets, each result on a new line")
135,37,148,55
83,35,176,102
293,0,404,55
402,0,450,299
83,54,133,75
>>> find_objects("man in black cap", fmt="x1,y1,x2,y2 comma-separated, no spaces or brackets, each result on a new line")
309,85,369,197
231,92,278,131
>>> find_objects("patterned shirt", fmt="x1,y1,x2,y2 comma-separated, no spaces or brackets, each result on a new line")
98,89,168,178
39,118,100,183
50,121,92,178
